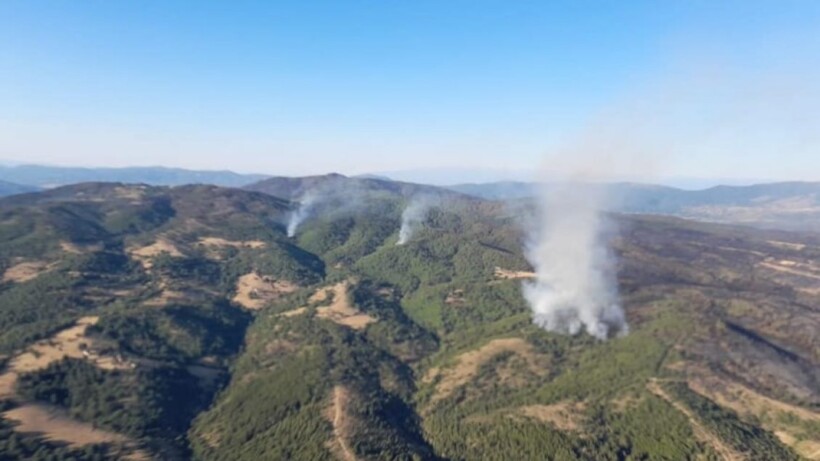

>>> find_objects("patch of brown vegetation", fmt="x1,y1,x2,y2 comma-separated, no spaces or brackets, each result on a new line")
200,429,222,450
143,286,188,306
264,339,298,356
2,403,127,447
113,186,147,201
611,393,644,413
128,239,183,269
493,267,536,280
767,240,807,251
0,316,132,398
325,386,357,461
197,237,266,249
309,285,331,303
313,282,376,330
279,307,307,317
647,379,745,461
686,367,820,459
60,240,103,254
2,260,53,283
425,338,540,405
445,289,465,306
758,261,820,280
9,316,129,373
232,272,298,309
514,401,587,431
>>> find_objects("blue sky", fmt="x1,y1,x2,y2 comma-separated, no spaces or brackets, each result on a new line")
0,1,818,183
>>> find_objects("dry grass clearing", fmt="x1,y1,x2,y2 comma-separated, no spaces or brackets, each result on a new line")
197,237,266,249
494,267,536,280
232,272,298,309
758,261,820,280
113,186,147,201
767,240,807,251
9,316,129,373
445,289,465,306
647,379,745,461
0,316,131,398
128,239,183,269
2,403,127,447
313,282,376,330
0,320,144,455
513,401,587,431
2,260,53,283
143,288,188,307
325,386,357,461
687,368,820,459
60,240,103,254
425,338,539,405
279,307,307,317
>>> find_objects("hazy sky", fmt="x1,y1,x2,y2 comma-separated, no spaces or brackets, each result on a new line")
1,1,818,182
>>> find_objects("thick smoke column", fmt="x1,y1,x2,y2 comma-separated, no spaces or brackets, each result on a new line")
397,196,433,245
286,192,317,237
522,183,627,340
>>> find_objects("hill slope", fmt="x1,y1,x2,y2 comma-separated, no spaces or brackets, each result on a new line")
0,180,817,460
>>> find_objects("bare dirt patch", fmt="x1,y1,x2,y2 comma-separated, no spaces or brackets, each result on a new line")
128,239,183,269
232,272,298,310
313,282,376,330
3,403,127,447
494,267,536,280
425,338,540,404
2,260,53,283
514,401,587,431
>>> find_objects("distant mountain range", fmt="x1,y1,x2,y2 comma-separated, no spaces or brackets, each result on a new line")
0,164,817,232
0,164,269,189
448,180,820,232
0,179,39,197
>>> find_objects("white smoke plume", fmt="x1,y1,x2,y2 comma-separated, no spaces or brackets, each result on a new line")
397,196,435,245
522,181,628,340
286,192,317,237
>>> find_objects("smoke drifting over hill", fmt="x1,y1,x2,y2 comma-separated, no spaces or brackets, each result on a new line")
522,182,628,340
286,192,317,237
397,196,435,245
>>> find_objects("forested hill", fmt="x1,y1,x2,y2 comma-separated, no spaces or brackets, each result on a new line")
0,181,817,460
244,172,471,202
